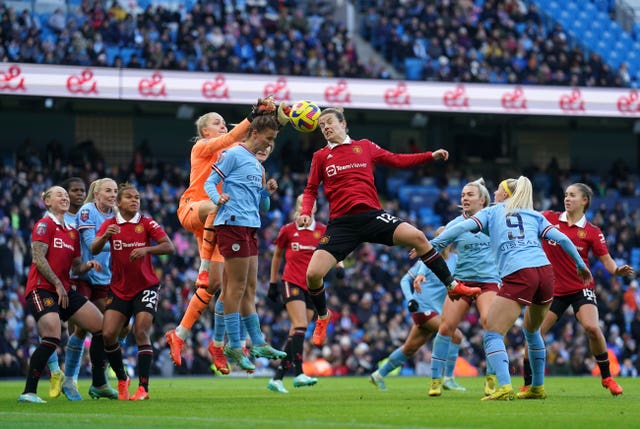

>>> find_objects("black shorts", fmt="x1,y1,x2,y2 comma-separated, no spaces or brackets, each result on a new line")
549,288,598,317
317,210,402,262
105,286,160,319
283,282,315,311
27,288,88,322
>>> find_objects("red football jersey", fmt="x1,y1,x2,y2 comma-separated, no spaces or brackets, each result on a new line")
542,211,608,295
301,138,434,219
26,214,80,295
274,220,327,291
97,212,168,300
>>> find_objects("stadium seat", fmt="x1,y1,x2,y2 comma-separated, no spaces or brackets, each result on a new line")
386,177,407,198
606,51,622,69
105,46,120,66
34,1,65,13
5,0,33,12
547,1,561,16
631,248,640,268
404,58,424,81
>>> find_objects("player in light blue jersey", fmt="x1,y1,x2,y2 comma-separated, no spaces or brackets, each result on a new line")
370,229,464,391
431,176,592,401
46,177,86,399
205,115,286,372
62,177,118,401
428,179,501,397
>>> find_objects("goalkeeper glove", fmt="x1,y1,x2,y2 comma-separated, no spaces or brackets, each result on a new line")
276,102,292,127
247,96,276,122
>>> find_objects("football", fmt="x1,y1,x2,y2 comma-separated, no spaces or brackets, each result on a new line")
288,100,321,133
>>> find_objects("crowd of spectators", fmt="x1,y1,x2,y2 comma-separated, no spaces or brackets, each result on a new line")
0,0,392,79
358,0,633,86
1,132,639,382
0,0,636,85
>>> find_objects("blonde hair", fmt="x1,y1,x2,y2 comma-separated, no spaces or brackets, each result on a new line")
504,176,534,213
465,178,491,208
41,186,65,205
84,177,116,204
194,112,222,140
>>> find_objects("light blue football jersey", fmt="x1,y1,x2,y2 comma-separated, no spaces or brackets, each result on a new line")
445,214,500,283
76,202,114,284
432,203,551,277
205,145,264,228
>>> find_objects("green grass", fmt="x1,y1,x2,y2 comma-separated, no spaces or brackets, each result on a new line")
1,376,638,429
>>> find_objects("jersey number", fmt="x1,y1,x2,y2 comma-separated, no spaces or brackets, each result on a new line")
376,213,400,224
506,213,525,240
142,289,158,307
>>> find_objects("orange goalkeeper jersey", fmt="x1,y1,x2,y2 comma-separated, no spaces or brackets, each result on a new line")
180,119,251,205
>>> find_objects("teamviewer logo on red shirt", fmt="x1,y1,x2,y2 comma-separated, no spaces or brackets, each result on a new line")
113,240,122,250
326,165,337,176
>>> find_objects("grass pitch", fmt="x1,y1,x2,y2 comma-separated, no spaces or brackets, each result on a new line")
1,375,638,429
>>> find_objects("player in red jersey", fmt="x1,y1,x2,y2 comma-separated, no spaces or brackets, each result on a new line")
166,97,281,367
267,195,342,393
92,183,175,400
297,107,481,346
520,183,634,397
19,186,113,403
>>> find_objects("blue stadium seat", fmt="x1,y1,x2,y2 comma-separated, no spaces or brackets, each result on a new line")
386,177,407,198
404,58,424,81
607,50,622,69
446,185,462,199
558,10,572,27
105,46,120,66
618,32,633,50
398,185,439,209
581,29,596,47
631,247,640,269
600,31,614,48
590,19,603,34
569,20,586,39
536,0,552,9
624,51,638,73
584,2,597,16
119,47,137,65
547,1,561,16
576,10,593,24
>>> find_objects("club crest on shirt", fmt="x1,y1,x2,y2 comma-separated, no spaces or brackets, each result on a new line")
313,231,321,239
68,230,76,240
80,209,90,222
577,229,587,238
135,225,144,234
36,222,47,236
352,145,362,154
232,243,240,252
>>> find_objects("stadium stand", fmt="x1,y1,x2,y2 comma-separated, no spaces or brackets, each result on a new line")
0,0,636,84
